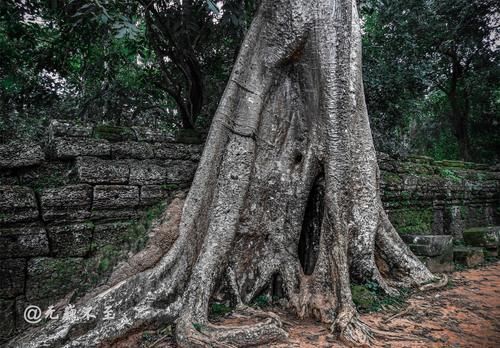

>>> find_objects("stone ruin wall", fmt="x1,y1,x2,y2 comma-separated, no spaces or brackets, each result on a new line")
378,153,499,238
0,120,202,340
0,120,498,340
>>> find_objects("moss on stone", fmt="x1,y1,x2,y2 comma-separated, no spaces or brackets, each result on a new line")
391,208,433,235
463,227,499,247
438,167,463,183
408,155,434,165
93,124,135,141
441,160,465,168
26,257,88,301
381,172,402,185
161,183,179,191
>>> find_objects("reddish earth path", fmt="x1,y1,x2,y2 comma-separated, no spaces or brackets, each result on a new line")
271,262,500,348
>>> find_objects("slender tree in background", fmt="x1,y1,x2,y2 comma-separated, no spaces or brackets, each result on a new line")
10,1,441,347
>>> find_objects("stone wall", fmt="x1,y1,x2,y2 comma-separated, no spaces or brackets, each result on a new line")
0,120,202,341
378,153,499,239
0,121,498,341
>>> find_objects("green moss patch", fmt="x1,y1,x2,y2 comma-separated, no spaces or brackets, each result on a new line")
351,285,377,311
391,208,433,235
351,281,410,313
93,124,136,142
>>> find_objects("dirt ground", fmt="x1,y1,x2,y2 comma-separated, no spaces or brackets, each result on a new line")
271,262,500,348
123,262,500,348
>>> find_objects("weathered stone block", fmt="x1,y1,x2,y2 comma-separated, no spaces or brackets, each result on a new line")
129,160,166,185
140,185,169,206
453,246,484,267
94,124,136,142
0,226,49,258
402,235,453,257
0,186,39,225
26,257,87,301
93,185,139,209
40,184,92,222
0,169,18,186
0,142,45,168
0,299,15,340
165,160,197,183
131,126,175,143
18,161,74,188
408,155,434,165
92,221,133,249
431,208,444,234
91,208,138,221
47,223,93,257
153,143,202,161
111,141,154,159
419,254,455,273
444,206,465,239
0,258,25,298
48,119,93,138
463,226,499,249
51,138,110,159
76,157,129,184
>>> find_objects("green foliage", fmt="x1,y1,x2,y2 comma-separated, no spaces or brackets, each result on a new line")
351,281,410,313
210,303,233,317
253,295,270,308
192,322,204,332
123,202,165,252
0,0,255,141
96,245,121,273
351,285,377,311
161,183,179,191
1,0,497,163
438,168,462,183
361,0,499,162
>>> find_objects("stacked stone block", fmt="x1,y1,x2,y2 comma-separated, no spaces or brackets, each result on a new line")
0,120,202,341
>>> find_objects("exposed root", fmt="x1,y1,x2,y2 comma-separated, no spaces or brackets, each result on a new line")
331,308,374,347
382,305,412,323
370,270,400,297
331,305,424,347
419,273,448,292
176,308,287,348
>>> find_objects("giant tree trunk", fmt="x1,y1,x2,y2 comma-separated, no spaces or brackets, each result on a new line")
9,1,436,347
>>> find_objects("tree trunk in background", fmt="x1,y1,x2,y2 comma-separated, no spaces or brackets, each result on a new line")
9,1,437,347
448,59,471,161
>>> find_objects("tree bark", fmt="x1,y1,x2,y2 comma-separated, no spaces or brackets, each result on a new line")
9,1,437,347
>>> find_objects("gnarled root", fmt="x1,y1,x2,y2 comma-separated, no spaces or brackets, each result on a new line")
331,306,374,347
331,304,424,347
419,273,448,292
175,307,287,348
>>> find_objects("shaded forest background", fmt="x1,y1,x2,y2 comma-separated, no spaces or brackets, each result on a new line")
1,0,498,162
